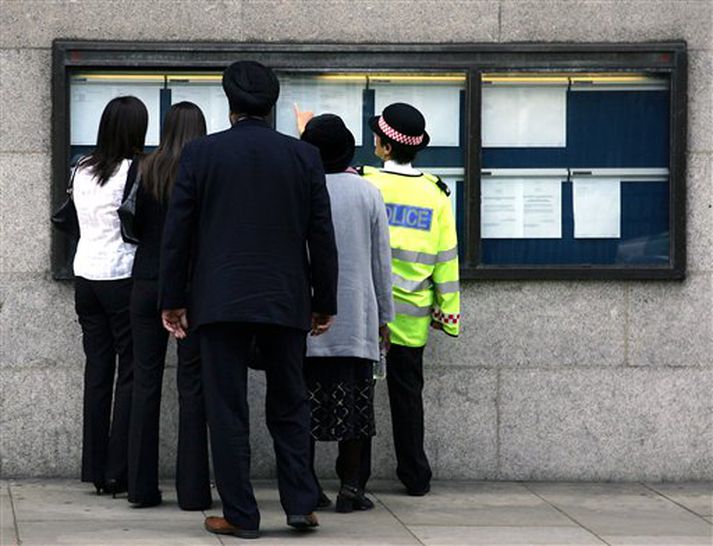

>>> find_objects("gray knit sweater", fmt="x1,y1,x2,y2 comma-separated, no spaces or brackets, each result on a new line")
306,172,394,361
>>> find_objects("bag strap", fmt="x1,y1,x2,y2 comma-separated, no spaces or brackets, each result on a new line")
122,156,142,202
66,161,80,195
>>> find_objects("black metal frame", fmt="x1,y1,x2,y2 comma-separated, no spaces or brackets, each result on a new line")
52,40,687,280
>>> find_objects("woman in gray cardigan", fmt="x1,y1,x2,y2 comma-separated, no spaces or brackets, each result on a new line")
301,114,394,513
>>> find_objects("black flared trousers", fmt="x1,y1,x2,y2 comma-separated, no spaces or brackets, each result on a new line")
200,322,318,531
127,279,211,509
75,277,134,487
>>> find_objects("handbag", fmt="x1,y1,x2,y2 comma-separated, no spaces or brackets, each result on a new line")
118,159,141,244
51,163,80,238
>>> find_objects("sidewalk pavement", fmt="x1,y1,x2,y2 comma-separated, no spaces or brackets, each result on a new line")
1,480,711,545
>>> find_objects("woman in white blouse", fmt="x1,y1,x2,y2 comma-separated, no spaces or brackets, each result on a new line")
73,96,148,497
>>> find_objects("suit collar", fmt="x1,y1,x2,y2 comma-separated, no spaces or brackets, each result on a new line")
232,116,270,129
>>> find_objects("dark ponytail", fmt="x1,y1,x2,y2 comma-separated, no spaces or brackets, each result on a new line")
140,102,207,203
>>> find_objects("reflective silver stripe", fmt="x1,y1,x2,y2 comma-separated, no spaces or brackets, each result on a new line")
391,248,437,265
435,280,460,294
393,301,432,317
392,273,432,292
436,246,458,263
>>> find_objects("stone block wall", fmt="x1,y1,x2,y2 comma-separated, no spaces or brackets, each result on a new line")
0,0,711,481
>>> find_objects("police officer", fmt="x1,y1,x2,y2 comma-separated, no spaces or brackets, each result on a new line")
362,103,460,496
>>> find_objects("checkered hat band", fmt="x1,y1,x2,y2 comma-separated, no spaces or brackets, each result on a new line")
378,117,424,146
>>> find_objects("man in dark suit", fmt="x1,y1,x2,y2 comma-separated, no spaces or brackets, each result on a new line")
160,61,338,539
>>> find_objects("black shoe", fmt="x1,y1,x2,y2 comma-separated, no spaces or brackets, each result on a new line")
315,489,332,511
335,484,374,513
130,493,162,508
104,479,128,498
406,483,431,497
287,513,319,530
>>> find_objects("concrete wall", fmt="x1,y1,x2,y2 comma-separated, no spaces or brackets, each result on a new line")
0,0,711,481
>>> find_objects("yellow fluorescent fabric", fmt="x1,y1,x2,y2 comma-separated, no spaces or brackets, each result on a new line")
362,166,461,347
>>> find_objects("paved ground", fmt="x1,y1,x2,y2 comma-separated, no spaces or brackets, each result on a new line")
0,480,711,545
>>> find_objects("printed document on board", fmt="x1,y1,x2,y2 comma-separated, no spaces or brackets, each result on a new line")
481,177,562,239
481,85,567,148
572,178,621,238
70,82,162,146
276,78,364,142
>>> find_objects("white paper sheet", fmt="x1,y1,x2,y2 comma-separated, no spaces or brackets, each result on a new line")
523,179,562,238
481,177,562,239
572,178,621,238
481,179,525,238
373,84,462,147
481,85,567,148
275,78,364,142
170,83,231,135
70,81,162,146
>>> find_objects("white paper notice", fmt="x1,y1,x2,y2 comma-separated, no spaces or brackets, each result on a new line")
481,177,562,239
373,84,462,147
276,78,364,142
523,179,562,238
481,179,525,238
572,178,621,238
482,85,567,148
170,83,231,135
70,82,162,146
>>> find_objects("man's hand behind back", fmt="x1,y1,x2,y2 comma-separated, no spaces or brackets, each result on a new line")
310,313,334,336
162,308,189,339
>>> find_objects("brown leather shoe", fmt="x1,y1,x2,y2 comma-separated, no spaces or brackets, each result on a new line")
204,516,259,539
286,512,319,530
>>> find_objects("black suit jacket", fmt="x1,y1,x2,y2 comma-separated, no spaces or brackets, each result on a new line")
159,118,338,331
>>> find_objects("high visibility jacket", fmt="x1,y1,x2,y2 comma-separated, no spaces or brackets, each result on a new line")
362,166,460,347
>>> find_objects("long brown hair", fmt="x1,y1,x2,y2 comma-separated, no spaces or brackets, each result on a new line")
81,96,148,186
140,102,206,202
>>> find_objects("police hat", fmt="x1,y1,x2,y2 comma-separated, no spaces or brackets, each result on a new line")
301,114,356,174
368,102,430,150
222,61,280,116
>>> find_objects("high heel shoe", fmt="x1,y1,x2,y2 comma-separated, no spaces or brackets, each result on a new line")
103,479,128,499
93,482,105,496
335,484,374,513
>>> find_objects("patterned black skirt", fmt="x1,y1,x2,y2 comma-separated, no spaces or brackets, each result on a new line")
304,356,376,442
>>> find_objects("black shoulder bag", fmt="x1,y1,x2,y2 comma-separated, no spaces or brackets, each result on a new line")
51,163,80,239
118,158,141,244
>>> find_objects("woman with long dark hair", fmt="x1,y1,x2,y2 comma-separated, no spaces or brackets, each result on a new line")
127,102,211,509
73,95,148,496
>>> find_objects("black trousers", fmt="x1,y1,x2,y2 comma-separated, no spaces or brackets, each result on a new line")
127,279,211,508
200,322,318,531
75,277,133,487
385,344,432,492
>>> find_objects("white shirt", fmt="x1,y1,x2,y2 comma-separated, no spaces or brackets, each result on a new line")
382,160,422,176
73,159,137,280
